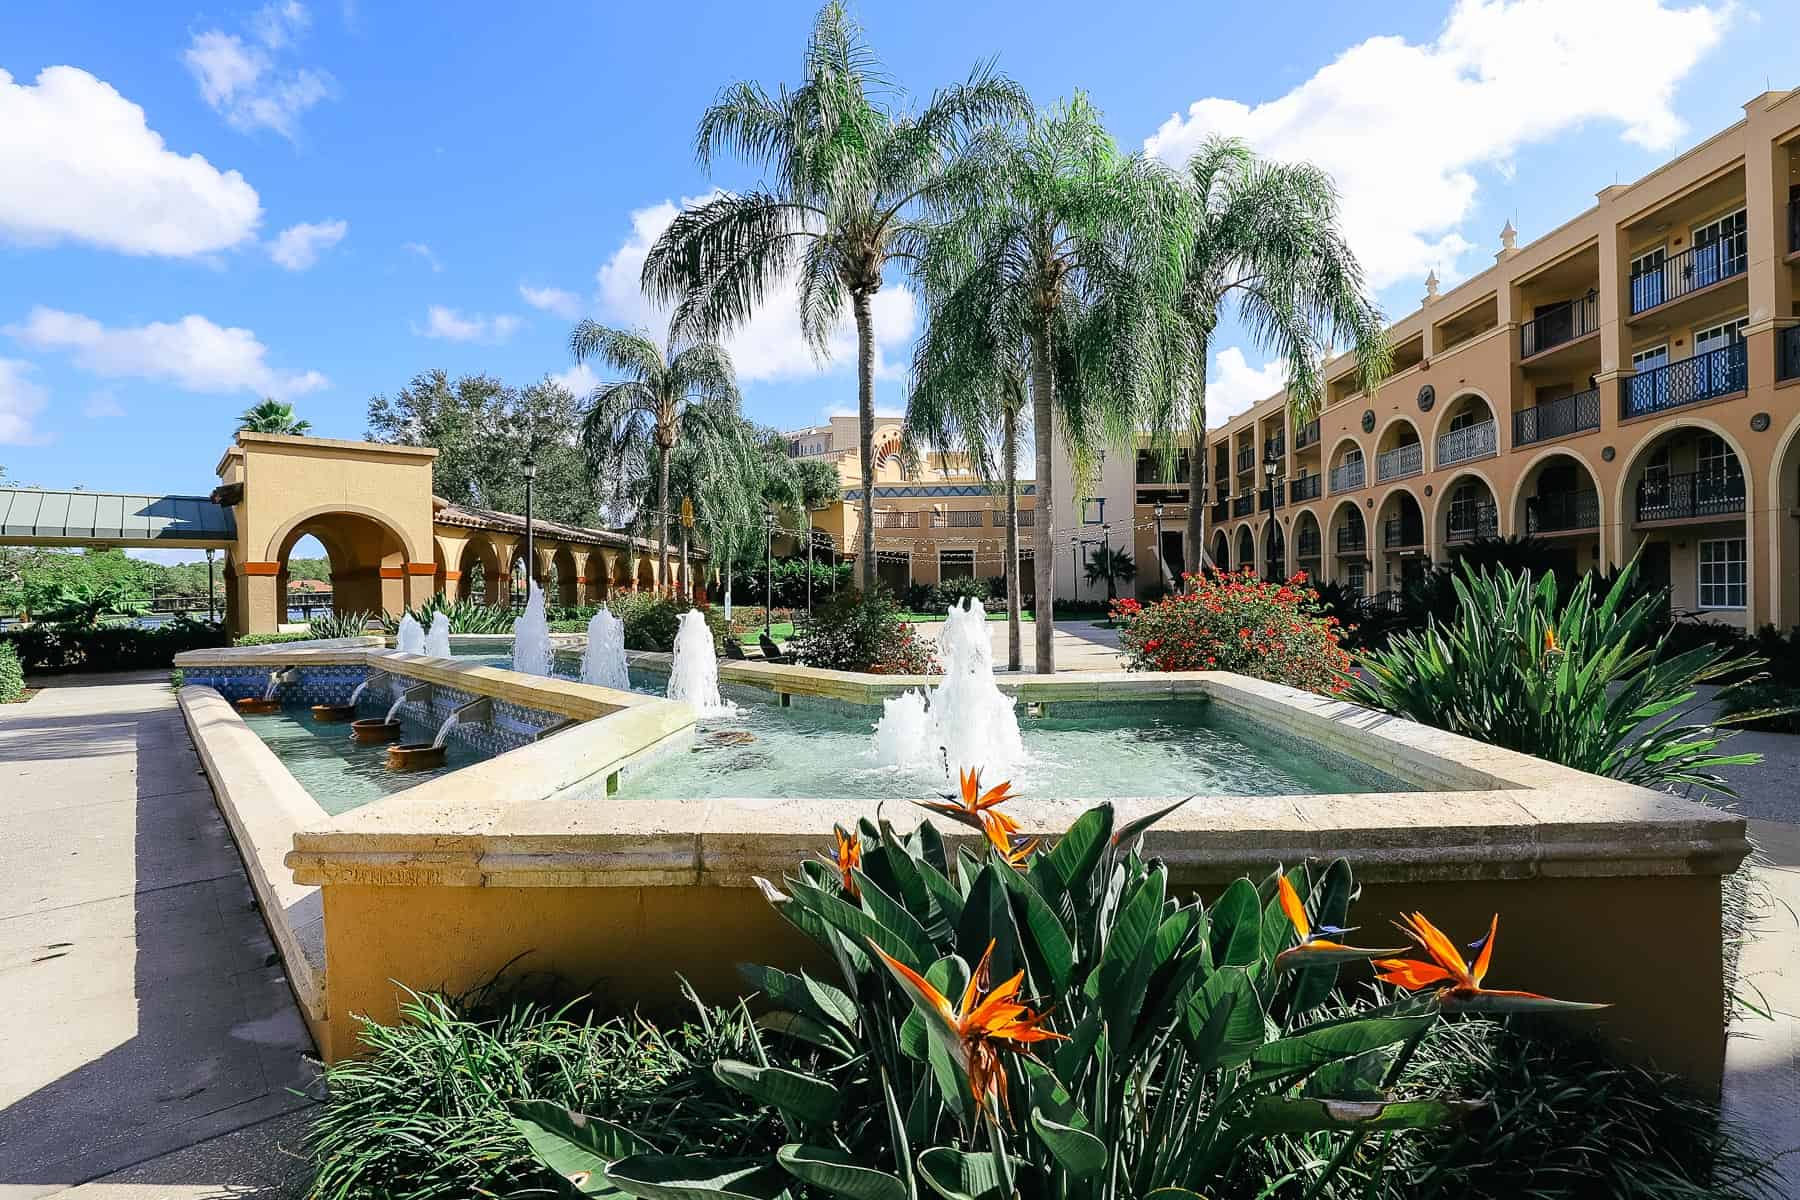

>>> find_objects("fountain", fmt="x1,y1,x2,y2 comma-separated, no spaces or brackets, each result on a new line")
667,610,735,717
237,667,297,715
389,698,491,771
512,582,553,677
352,680,424,744
314,668,385,723
424,612,452,658
395,613,426,655
580,607,630,691
871,598,1022,781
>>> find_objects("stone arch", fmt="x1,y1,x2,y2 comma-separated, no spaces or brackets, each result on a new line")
1430,467,1501,560
1261,518,1287,581
636,554,657,590
551,544,579,608
1208,530,1229,573
612,551,634,591
1373,485,1427,599
1612,416,1754,620
267,507,413,620
262,501,424,568
1326,437,1365,496
1507,447,1606,566
458,534,505,607
1770,413,1800,632
1373,416,1424,483
1292,508,1324,576
1235,525,1255,572
583,548,611,604
1430,388,1498,470
1323,499,1368,591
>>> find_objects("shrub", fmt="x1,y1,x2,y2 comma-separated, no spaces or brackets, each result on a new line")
902,575,998,615
515,794,1607,1199
1354,560,1762,797
0,641,22,701
3,617,226,672
788,586,937,673
737,557,853,609
1111,567,1352,693
306,610,378,638
608,590,724,653
232,631,324,647
307,988,784,1200
385,595,515,635
1718,680,1800,735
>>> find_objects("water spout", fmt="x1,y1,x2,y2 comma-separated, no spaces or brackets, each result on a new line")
668,610,735,717
347,673,380,706
511,581,553,676
580,607,630,690
431,713,459,749
261,668,298,701
871,598,1021,781
396,613,426,655
384,692,408,723
424,612,452,658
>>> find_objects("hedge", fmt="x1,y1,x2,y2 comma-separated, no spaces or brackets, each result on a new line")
2,620,228,674
0,641,23,701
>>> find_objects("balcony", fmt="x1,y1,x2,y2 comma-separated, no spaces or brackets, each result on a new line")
931,510,984,528
1294,418,1320,450
1622,340,1747,419
1210,500,1228,524
1376,442,1423,482
1134,453,1191,485
1634,470,1746,524
1445,502,1498,544
1383,518,1425,549
1261,486,1285,512
872,511,918,529
1231,494,1255,518
1236,447,1255,474
1330,459,1365,492
1288,473,1322,503
1520,292,1599,358
1525,491,1599,535
1514,388,1600,446
1264,436,1285,461
1629,239,1746,315
1790,198,1799,255
1435,419,1497,468
1781,325,1800,382
990,509,1034,527
1335,525,1366,555
1297,534,1322,559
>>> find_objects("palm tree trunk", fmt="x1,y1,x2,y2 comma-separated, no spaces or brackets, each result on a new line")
1029,316,1056,675
680,526,690,601
1002,402,1021,672
852,288,877,594
657,442,672,594
1183,347,1209,586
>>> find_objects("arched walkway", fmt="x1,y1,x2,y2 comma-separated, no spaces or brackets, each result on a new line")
1262,519,1286,582
1235,526,1255,574
635,556,657,591
1208,530,1229,573
1327,439,1365,496
1292,509,1323,580
266,509,411,622
1324,500,1368,595
457,535,505,607
1614,419,1752,623
1772,414,1800,632
551,545,579,608
1432,390,1498,471
1374,488,1427,601
1509,448,1605,583
1373,417,1424,484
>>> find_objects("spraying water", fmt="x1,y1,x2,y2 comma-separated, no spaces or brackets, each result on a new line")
424,612,452,658
667,609,735,717
395,614,426,655
431,712,460,749
871,598,1022,781
511,582,553,677
581,607,630,691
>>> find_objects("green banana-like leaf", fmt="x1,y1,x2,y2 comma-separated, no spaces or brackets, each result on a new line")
509,1101,653,1197
956,865,1023,985
1183,965,1264,1068
899,955,970,1061
1439,990,1610,1014
754,1010,847,1053
777,1145,909,1200
737,964,855,1035
1287,859,1357,1013
1030,1109,1107,1177
1043,802,1112,890
795,880,932,972
1249,1013,1437,1084
1112,795,1191,851
1245,1095,1485,1134
991,856,1075,990
915,1148,1007,1200
602,1154,789,1200
711,1060,841,1126
915,817,949,875
1099,864,1168,1053
1207,877,1262,968
852,869,941,969
912,854,966,931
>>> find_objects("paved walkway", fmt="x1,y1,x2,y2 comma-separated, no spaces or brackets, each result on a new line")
915,617,1125,672
0,672,315,1199
1726,819,1800,1196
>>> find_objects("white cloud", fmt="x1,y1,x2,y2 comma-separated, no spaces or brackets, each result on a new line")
595,194,917,383
414,306,522,344
520,284,583,320
403,241,443,271
549,362,598,398
82,390,125,418
268,218,346,269
185,3,333,140
1205,348,1288,429
1144,0,1732,289
0,67,261,258
7,307,328,398
0,359,51,445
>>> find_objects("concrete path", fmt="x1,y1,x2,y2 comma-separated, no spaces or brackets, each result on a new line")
0,672,316,1199
1725,819,1800,1197
915,618,1124,672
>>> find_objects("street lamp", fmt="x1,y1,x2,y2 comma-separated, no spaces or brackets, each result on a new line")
205,548,216,624
1152,501,1165,589
1069,534,1080,603
763,509,777,637
522,456,538,605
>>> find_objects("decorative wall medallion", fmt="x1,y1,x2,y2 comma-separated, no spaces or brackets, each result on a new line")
1361,409,1376,433
1601,446,1616,462
1750,411,1771,432
1423,484,1434,498
1417,384,1435,412
1365,498,1375,508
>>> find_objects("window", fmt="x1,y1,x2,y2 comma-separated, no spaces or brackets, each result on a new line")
1631,343,1668,371
1081,498,1105,524
938,549,974,581
1692,208,1747,277
1629,245,1667,311
1693,317,1747,355
1695,433,1742,480
1697,538,1746,609
1345,562,1366,598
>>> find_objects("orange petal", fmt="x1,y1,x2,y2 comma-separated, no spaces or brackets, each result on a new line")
1471,914,1497,986
966,971,1026,1029
869,941,956,1027
960,939,997,1020
1399,912,1471,983
1373,957,1455,991
1275,873,1310,940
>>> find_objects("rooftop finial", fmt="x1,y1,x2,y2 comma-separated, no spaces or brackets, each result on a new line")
1423,270,1440,304
1495,220,1520,263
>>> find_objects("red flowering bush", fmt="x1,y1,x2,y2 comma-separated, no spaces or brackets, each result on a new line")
1110,568,1352,694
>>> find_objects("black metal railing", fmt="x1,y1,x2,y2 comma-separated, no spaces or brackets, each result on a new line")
1376,441,1423,482
1264,436,1285,461
1436,419,1497,468
1446,502,1498,543
1629,238,1746,315
1297,532,1322,558
1261,486,1284,512
1232,494,1255,518
1383,518,1424,549
1134,454,1191,484
1335,525,1366,555
1289,474,1322,503
1513,388,1600,445
872,511,918,528
1330,459,1365,493
1780,325,1800,382
1790,199,1799,255
1294,418,1320,450
931,510,984,528
1520,292,1599,357
1525,491,1600,534
1622,340,1747,418
1634,470,1746,523
991,509,1035,527
1211,500,1229,524
1236,447,1255,474
1215,483,1228,502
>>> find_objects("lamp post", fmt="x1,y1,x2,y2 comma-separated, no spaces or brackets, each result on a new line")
1152,501,1165,591
1069,534,1079,603
522,456,538,605
763,510,777,637
205,549,216,623
1262,454,1279,580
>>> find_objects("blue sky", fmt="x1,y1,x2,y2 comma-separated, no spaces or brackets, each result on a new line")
0,0,1790,563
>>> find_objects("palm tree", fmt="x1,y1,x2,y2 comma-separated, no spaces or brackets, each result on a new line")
623,404,763,603
640,2,1028,593
1082,545,1136,602
786,457,842,614
904,94,1187,672
1166,136,1391,576
570,322,740,591
237,398,310,435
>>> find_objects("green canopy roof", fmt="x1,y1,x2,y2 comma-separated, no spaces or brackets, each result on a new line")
0,489,235,547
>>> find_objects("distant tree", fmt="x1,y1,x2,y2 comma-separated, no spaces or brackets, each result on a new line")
237,398,312,435
1083,545,1137,602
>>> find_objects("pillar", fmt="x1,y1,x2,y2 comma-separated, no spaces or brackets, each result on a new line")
236,562,282,635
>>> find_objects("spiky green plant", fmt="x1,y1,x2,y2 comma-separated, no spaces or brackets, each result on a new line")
642,2,1029,594
1353,559,1764,798
306,610,377,639
385,595,515,636
237,397,311,435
